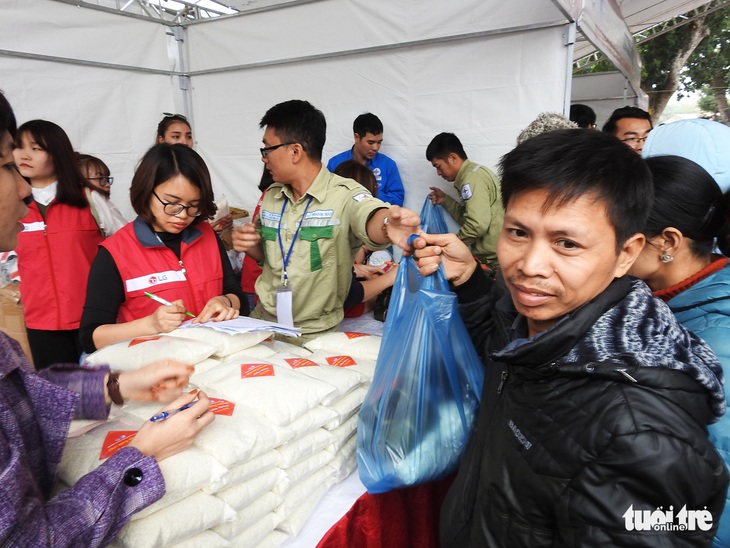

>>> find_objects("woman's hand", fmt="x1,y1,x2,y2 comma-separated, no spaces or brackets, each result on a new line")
353,263,385,280
129,390,214,462
115,359,194,404
149,300,188,333
194,295,240,324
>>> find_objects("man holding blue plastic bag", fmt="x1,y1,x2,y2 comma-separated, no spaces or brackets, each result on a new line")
414,130,728,546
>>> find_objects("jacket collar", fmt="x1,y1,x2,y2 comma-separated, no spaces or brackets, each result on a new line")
132,216,204,248
493,276,725,420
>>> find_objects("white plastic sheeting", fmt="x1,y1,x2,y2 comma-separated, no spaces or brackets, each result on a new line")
188,0,570,214
2,0,573,219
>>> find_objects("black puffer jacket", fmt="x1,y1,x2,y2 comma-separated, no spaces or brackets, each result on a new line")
440,272,729,547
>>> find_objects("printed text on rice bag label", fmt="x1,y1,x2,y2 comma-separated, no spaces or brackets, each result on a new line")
240,363,275,378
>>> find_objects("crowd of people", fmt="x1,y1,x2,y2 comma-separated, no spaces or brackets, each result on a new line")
3,84,730,546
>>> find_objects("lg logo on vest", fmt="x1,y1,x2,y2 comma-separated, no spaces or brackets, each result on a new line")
623,505,713,532
148,274,168,285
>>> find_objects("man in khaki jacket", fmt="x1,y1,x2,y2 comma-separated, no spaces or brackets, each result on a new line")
427,132,503,269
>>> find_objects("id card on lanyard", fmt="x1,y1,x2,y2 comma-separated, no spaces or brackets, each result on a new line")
276,196,313,327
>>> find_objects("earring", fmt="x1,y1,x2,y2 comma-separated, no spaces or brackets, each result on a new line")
660,253,674,263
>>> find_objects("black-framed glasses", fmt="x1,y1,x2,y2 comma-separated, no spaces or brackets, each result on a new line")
621,136,649,145
152,190,202,217
260,142,295,158
88,176,113,186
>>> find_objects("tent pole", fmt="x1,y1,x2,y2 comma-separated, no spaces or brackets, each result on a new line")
172,25,193,122
563,22,576,116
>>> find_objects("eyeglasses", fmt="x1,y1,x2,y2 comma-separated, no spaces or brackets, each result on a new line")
88,176,113,186
260,142,295,158
152,190,202,217
621,136,649,145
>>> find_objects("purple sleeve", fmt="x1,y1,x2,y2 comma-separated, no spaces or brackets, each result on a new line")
0,446,164,547
38,365,111,420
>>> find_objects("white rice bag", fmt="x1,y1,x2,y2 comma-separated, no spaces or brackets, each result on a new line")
85,335,216,371
212,491,281,540
267,352,365,405
168,326,272,357
193,359,335,426
111,491,235,548
304,331,381,361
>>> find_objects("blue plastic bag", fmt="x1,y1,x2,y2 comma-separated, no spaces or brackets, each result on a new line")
356,252,485,493
420,197,449,235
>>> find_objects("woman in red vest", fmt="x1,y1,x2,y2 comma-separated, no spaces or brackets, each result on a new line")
14,120,105,369
80,143,247,353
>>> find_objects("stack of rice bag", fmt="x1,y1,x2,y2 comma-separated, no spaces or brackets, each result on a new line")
58,329,383,547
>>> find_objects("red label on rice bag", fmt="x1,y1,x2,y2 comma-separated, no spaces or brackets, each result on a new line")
100,430,137,459
344,332,368,339
284,357,318,368
208,398,236,416
128,336,162,347
326,355,357,367
241,363,275,378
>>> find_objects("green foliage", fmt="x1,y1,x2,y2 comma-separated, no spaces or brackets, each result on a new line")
682,7,730,94
639,23,698,92
698,90,717,113
574,59,614,75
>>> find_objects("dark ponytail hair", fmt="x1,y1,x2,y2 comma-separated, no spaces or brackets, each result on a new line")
644,155,726,257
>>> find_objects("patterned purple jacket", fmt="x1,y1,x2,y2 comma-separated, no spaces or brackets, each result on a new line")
0,333,165,546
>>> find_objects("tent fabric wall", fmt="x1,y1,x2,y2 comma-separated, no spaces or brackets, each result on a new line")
1,0,170,71
1,0,179,220
0,58,178,221
190,24,571,214
186,0,571,214
1,0,571,220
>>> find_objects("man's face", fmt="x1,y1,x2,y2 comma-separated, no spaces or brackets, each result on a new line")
497,188,641,337
431,154,461,182
261,126,293,184
613,118,652,153
0,130,31,251
353,132,383,163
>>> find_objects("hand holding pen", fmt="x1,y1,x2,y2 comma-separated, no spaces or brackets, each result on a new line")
149,400,196,422
130,390,214,462
145,293,195,334
145,292,195,318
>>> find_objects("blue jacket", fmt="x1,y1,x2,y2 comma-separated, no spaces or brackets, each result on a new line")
667,262,730,547
326,149,405,206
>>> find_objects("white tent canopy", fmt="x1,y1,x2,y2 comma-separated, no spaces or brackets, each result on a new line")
0,0,687,218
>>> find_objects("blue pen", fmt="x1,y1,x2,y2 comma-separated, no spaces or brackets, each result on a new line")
149,400,196,422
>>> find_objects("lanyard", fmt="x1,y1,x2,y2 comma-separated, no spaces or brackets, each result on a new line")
278,196,313,286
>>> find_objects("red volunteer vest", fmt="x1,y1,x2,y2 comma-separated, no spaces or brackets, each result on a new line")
101,220,223,323
16,200,104,330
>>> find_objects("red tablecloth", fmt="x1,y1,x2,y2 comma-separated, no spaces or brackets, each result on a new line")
316,475,454,548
